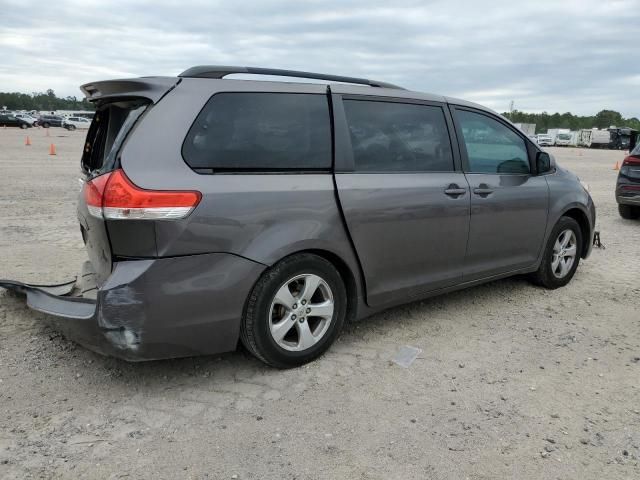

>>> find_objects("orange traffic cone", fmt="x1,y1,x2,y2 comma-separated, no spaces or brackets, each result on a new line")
613,161,619,171
25,136,31,146
49,143,56,156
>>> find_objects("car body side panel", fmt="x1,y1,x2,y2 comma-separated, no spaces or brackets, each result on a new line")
118,78,365,302
335,173,471,307
462,173,549,280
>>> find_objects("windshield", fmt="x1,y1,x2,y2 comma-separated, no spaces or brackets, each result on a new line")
558,134,571,140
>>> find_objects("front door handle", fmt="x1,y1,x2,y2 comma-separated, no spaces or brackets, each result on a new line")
444,184,467,197
473,184,494,197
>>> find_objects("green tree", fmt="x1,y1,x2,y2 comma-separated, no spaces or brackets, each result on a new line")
503,109,638,134
0,90,95,112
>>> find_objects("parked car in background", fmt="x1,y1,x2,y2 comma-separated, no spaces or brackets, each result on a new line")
63,116,91,131
0,113,33,129
14,113,38,126
0,66,596,368
616,141,640,219
536,134,554,146
36,115,64,128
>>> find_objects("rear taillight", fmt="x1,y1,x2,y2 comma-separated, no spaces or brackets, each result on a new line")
84,169,201,220
622,155,640,166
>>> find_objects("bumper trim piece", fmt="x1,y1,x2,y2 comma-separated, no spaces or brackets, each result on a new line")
0,279,96,320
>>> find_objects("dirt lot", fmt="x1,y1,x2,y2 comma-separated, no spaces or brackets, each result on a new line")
0,127,639,479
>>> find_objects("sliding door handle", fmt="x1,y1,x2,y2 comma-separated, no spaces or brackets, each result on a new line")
444,185,467,197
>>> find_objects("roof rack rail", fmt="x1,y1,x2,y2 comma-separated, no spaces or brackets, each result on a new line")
178,65,405,90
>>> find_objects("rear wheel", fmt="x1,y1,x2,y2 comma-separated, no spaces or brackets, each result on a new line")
43,122,50,128
618,204,640,219
20,123,27,129
240,253,347,368
66,125,76,131
529,216,582,289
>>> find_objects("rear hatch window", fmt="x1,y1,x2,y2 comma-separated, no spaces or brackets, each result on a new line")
82,100,148,175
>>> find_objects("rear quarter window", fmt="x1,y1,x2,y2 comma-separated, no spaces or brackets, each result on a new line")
182,93,331,171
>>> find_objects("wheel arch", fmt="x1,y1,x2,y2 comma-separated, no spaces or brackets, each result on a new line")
560,207,591,258
263,249,361,324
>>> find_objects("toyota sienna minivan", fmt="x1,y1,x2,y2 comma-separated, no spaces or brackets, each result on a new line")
1,66,596,368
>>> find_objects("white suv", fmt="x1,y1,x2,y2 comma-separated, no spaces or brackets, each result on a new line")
63,116,91,131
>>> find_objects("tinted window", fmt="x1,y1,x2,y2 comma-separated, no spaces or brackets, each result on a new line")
183,93,331,171
632,140,640,155
457,110,530,174
343,100,454,172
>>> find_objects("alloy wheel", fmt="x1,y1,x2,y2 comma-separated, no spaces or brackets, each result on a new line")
551,229,577,278
269,274,334,352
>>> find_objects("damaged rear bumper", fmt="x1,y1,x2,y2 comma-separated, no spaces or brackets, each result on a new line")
1,254,266,361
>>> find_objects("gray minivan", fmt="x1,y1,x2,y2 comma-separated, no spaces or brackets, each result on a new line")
1,66,596,368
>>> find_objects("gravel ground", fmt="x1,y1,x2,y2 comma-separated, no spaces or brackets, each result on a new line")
1,127,639,479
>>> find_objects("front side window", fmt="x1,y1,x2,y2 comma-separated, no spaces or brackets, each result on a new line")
183,93,331,171
343,100,454,172
457,110,530,174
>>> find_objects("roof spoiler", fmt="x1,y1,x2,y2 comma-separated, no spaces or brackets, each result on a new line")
80,77,179,104
179,65,405,90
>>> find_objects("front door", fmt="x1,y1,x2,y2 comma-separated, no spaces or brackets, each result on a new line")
452,107,549,281
334,97,470,307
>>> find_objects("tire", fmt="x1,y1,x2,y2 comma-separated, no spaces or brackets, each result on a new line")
618,204,640,219
66,125,76,131
20,123,27,129
529,216,583,289
240,253,347,368
43,122,50,128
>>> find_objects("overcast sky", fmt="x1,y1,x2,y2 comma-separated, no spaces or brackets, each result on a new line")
1,0,639,116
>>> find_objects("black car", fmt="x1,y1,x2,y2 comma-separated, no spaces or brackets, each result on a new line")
0,113,32,129
36,115,64,128
616,140,640,219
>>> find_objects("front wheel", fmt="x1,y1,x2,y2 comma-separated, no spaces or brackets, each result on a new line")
66,125,76,131
20,123,28,129
240,253,347,368
529,216,583,289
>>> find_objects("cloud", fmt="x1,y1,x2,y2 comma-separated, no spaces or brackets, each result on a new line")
0,0,638,116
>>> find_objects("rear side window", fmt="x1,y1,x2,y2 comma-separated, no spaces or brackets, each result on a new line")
182,93,331,171
457,110,530,174
343,100,454,172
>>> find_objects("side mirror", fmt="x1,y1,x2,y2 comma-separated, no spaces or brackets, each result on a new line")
536,151,552,174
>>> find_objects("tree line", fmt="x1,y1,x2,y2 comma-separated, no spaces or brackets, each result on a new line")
503,109,640,134
0,89,94,112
